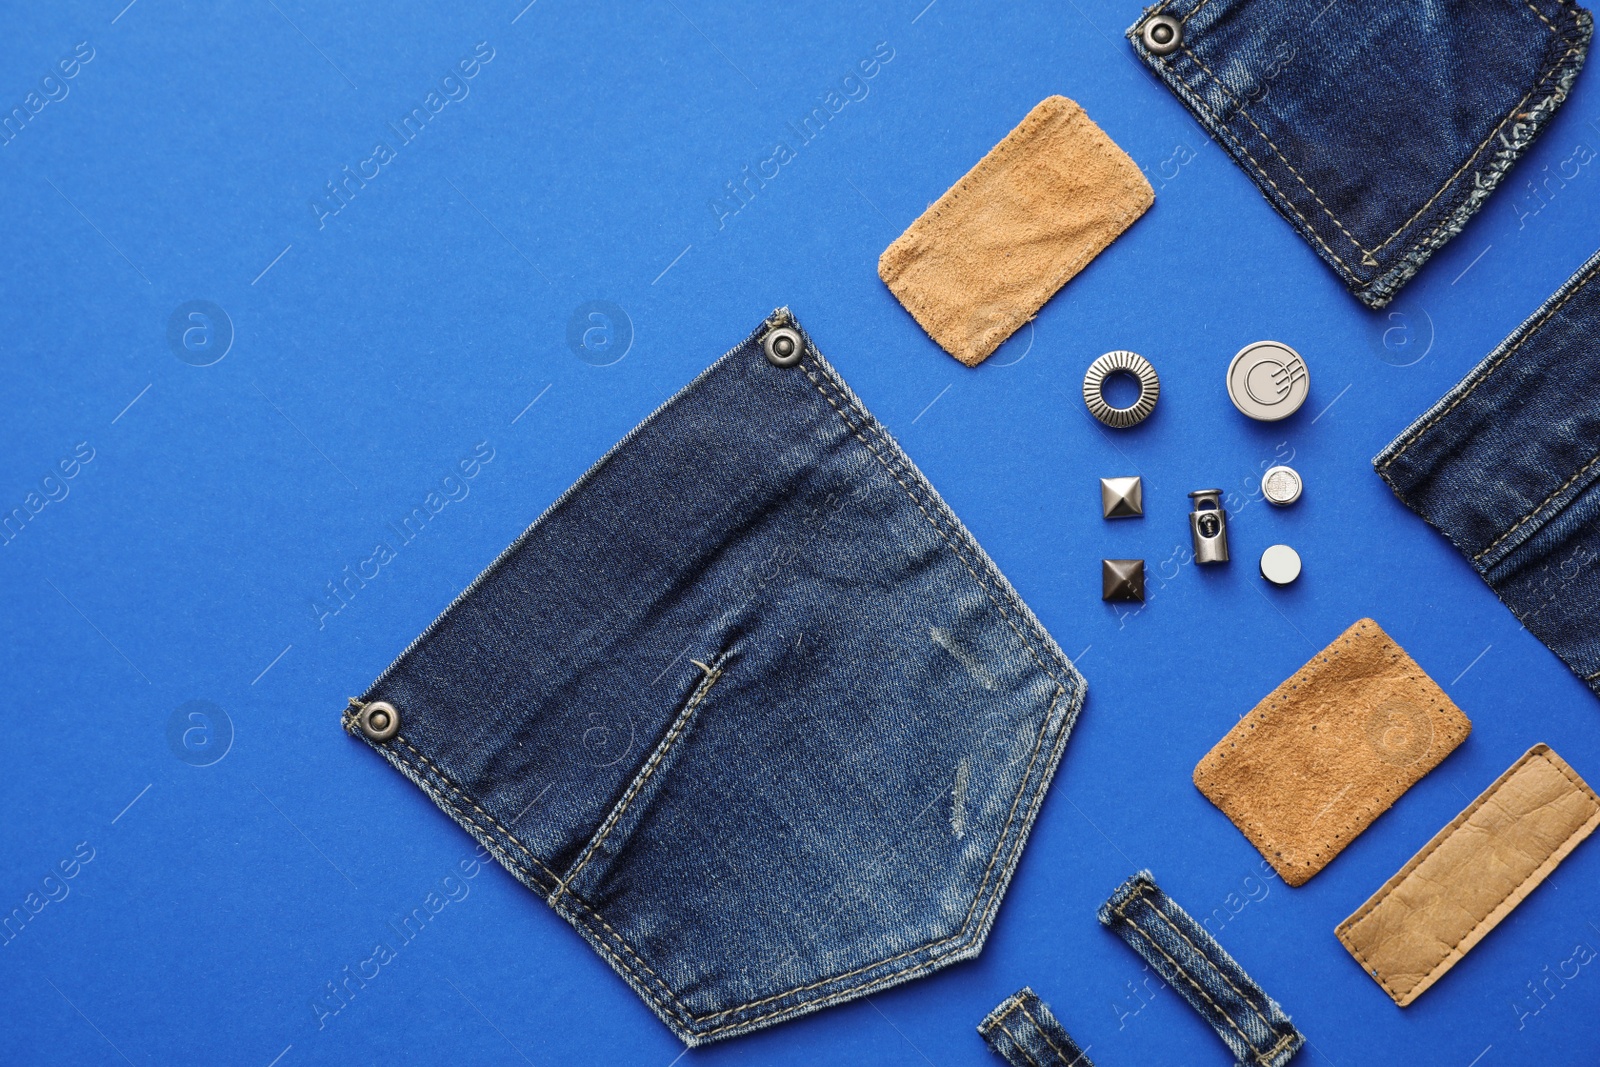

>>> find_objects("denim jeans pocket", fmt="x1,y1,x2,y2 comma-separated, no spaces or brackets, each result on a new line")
1129,0,1592,307
342,310,1087,1044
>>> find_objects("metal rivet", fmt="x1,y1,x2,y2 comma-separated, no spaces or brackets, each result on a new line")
1261,544,1303,585
762,326,804,367
1084,351,1160,428
359,700,400,742
1261,465,1304,506
1142,14,1183,55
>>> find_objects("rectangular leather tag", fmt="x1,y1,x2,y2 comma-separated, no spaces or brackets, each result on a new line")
1194,618,1471,886
878,95,1152,367
1336,744,1600,1006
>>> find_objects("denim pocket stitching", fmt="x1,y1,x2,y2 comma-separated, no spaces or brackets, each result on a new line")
1378,254,1600,471
1474,448,1600,562
551,656,726,904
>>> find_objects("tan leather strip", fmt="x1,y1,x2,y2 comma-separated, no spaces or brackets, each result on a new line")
1194,618,1471,887
1336,744,1600,1006
878,95,1152,367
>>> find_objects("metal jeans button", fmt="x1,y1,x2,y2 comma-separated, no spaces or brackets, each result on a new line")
762,326,804,367
358,700,400,742
1142,14,1183,55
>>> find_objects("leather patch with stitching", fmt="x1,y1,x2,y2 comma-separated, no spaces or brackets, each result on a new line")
1194,618,1470,887
878,95,1152,367
1336,744,1600,1006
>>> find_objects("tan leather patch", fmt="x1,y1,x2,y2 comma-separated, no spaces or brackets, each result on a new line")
878,96,1152,367
1337,744,1600,1006
1194,618,1470,887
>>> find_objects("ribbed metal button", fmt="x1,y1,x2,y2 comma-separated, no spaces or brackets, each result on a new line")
1142,14,1183,55
762,326,804,367
1084,351,1160,428
358,700,400,742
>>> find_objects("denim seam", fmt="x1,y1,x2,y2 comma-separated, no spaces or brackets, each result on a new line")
1144,895,1279,1039
995,1020,1044,1067
1018,1001,1081,1065
551,658,726,904
1117,908,1266,1062
1340,750,1593,1001
1178,46,1372,260
1378,254,1600,471
1475,448,1600,561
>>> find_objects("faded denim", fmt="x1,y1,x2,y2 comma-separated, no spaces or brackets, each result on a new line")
1129,0,1592,308
979,987,1095,1067
343,309,1087,1044
1377,248,1600,698
1099,871,1303,1067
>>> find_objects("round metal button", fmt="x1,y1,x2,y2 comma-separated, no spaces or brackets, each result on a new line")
1261,465,1303,506
1260,544,1302,586
762,326,804,368
1142,14,1183,55
1227,341,1309,421
358,700,400,742
1084,351,1160,428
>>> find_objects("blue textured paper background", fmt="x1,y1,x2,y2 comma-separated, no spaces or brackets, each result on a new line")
3,2,1599,1065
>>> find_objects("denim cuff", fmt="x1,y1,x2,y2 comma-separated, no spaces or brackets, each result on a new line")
1376,248,1600,695
978,988,1094,1067
1099,872,1303,1067
1128,0,1592,308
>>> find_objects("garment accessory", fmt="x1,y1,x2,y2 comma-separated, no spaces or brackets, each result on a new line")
1188,490,1230,563
1128,0,1593,308
1141,13,1183,54
1376,247,1600,699
1099,871,1304,1067
1102,559,1146,601
879,96,1153,366
1101,476,1143,519
1259,545,1301,585
1337,744,1600,1006
356,700,400,741
978,987,1095,1067
1195,618,1470,886
342,309,1086,1045
1260,465,1302,506
1084,351,1160,428
1227,342,1309,421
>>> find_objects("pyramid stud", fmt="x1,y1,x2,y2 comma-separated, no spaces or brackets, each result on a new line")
1102,559,1145,602
1101,476,1144,519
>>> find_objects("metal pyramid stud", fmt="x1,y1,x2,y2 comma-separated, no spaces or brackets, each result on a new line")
1101,476,1144,519
1102,559,1146,602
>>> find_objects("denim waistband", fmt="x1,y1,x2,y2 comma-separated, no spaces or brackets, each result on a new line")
978,987,1095,1067
344,309,1087,1044
1376,248,1600,695
1099,871,1303,1067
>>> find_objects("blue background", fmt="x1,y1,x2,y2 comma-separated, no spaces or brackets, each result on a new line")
3,1,1599,1064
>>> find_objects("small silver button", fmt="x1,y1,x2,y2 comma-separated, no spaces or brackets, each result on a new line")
1142,14,1183,55
1227,341,1309,421
762,326,804,367
359,700,400,742
1261,544,1303,585
1261,465,1303,506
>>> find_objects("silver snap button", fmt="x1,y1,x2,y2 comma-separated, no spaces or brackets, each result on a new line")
1083,351,1160,428
1260,544,1303,586
762,326,804,367
1143,14,1183,55
1261,465,1304,506
359,700,400,742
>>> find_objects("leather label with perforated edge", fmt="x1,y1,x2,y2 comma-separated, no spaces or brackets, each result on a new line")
1337,744,1600,1006
1194,618,1471,887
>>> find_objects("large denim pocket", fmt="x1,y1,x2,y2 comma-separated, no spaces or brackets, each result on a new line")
342,310,1086,1044
1129,0,1592,307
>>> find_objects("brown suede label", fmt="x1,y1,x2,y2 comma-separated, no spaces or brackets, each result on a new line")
1194,618,1471,887
1337,744,1600,1006
878,96,1152,367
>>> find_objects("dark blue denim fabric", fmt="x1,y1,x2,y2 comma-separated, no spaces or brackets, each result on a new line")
1377,249,1600,698
1128,0,1592,308
343,309,1087,1045
1099,872,1303,1067
979,987,1095,1067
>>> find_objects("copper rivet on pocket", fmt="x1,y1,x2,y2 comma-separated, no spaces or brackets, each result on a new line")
1142,14,1182,55
762,326,804,368
359,701,400,742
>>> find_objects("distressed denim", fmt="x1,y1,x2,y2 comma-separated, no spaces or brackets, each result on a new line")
1376,248,1600,698
1128,0,1592,308
343,309,1087,1045
978,987,1095,1067
1099,871,1303,1067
